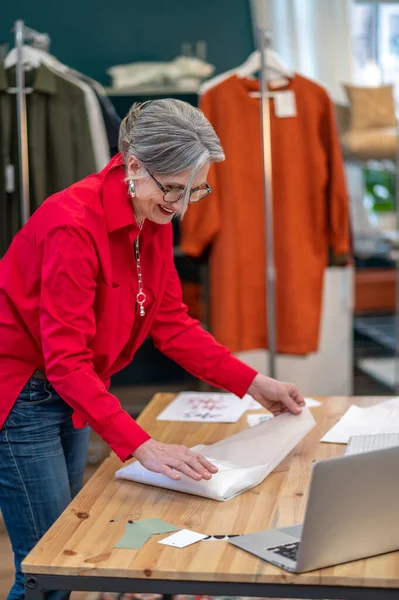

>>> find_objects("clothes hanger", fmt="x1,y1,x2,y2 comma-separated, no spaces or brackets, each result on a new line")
236,49,294,79
4,46,46,69
4,46,47,92
4,45,70,74
200,49,294,96
237,49,294,98
199,67,238,95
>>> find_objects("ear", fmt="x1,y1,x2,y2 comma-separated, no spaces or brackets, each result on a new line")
127,155,141,179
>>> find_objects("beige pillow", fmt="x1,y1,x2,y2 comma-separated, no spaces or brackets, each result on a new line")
343,84,397,130
341,127,397,161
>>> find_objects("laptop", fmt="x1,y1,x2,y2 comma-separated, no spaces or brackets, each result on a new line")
229,445,399,572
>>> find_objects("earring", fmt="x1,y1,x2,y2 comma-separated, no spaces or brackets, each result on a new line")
128,179,136,198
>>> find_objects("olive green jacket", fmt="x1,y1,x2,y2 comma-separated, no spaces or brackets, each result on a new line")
0,62,96,255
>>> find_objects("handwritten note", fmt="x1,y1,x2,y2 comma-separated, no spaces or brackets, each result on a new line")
157,392,252,423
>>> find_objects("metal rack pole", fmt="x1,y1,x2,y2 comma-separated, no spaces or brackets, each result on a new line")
14,19,30,226
258,27,276,379
394,121,399,395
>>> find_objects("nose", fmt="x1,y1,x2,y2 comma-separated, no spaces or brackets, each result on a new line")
164,199,181,211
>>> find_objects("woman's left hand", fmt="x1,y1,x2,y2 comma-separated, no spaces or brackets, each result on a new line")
247,374,305,416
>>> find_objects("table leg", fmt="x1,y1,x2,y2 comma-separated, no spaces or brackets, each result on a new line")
25,576,45,599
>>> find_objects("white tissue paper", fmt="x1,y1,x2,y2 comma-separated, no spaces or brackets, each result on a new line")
115,408,315,502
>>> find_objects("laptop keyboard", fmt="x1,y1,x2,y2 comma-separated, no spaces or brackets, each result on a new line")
345,433,399,456
268,542,300,562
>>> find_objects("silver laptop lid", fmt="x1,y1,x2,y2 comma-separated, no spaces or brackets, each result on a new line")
297,445,399,571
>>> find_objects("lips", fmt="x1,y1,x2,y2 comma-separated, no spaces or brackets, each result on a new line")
158,205,175,216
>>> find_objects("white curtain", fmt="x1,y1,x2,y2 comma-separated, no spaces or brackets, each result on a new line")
250,0,355,102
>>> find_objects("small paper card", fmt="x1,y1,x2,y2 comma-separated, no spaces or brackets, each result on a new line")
246,397,320,413
114,523,153,549
138,518,179,535
305,397,321,408
247,413,274,427
159,529,207,548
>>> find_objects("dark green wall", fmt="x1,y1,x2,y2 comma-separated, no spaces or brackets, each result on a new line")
1,0,254,85
1,1,254,387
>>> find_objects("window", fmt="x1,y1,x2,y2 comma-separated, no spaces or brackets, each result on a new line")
352,1,399,99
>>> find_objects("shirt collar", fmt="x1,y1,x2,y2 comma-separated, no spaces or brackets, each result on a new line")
102,153,164,242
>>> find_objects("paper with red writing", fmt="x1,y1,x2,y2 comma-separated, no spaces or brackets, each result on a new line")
156,392,252,423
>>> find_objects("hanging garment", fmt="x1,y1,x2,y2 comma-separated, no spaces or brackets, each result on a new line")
83,79,121,157
50,67,110,171
36,61,120,157
4,47,112,166
0,62,96,250
92,89,121,157
180,75,351,355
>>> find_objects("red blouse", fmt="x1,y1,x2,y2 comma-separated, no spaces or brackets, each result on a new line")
0,154,257,461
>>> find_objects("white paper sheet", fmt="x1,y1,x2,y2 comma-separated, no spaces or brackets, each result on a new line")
156,392,252,423
116,408,316,502
372,397,399,410
321,404,399,444
158,529,207,548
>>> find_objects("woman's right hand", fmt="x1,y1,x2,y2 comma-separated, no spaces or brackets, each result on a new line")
133,439,218,481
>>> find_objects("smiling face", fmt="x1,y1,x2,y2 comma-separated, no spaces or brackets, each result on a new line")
127,156,210,225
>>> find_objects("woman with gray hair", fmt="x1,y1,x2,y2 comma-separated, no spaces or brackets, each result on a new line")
0,99,304,600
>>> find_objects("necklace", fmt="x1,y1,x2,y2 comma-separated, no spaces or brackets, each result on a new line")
134,222,146,317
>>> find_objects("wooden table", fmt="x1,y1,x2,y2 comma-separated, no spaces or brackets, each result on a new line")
23,395,399,599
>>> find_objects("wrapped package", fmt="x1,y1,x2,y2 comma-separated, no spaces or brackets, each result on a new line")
115,408,315,502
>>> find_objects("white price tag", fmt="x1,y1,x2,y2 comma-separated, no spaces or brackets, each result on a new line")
5,164,15,193
274,90,297,118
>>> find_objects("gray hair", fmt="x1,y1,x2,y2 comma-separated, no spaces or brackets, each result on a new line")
118,98,225,215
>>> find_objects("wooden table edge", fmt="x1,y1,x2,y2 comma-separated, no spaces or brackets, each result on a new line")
21,395,399,592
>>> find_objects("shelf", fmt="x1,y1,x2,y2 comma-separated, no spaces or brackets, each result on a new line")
354,314,397,352
356,357,398,389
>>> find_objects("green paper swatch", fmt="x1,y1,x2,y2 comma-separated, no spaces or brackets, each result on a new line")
138,518,180,535
114,523,153,549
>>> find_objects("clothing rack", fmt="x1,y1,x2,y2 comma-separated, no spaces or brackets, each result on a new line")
258,27,277,378
13,20,50,226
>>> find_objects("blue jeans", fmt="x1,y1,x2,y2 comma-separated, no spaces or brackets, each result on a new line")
0,377,90,600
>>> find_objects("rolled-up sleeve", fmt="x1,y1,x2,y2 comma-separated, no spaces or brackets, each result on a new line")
39,226,150,461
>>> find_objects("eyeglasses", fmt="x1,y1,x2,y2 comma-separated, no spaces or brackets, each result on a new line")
148,172,212,204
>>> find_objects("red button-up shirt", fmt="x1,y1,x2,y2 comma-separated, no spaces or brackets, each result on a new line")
0,154,257,461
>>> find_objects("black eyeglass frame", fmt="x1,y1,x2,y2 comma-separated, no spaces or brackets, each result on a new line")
148,171,212,204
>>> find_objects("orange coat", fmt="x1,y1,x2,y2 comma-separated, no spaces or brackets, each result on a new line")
181,75,350,355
